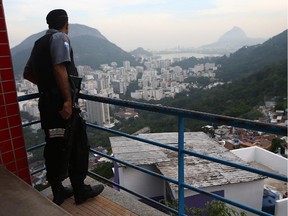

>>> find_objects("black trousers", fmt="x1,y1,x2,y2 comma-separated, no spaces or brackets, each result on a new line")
44,114,89,189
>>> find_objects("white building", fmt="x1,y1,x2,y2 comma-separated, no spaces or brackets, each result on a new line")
112,80,126,94
123,61,131,70
232,146,288,216
193,64,205,73
86,100,110,126
19,100,39,118
110,132,267,215
205,63,217,71
131,90,143,100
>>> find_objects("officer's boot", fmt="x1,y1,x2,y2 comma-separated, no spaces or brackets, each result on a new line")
72,181,104,205
51,182,74,205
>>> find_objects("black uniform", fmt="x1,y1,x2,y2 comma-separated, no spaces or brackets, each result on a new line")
29,29,89,189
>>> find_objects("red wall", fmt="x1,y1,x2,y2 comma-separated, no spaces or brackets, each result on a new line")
0,1,31,185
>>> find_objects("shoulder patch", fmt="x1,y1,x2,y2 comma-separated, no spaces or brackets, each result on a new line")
64,41,69,49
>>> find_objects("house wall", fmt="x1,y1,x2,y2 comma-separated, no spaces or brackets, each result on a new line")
184,190,224,209
183,180,264,216
232,146,288,176
232,146,256,161
233,147,288,216
275,198,288,216
0,1,31,184
117,162,264,215
118,165,164,199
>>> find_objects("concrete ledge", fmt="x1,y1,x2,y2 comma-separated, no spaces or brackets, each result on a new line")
42,176,167,216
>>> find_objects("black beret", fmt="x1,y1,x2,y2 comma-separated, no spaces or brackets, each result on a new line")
46,9,68,29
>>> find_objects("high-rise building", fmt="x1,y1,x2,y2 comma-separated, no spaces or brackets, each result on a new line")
123,61,130,70
86,100,110,126
111,80,126,94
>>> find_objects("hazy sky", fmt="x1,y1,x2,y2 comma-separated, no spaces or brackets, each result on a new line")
3,0,287,51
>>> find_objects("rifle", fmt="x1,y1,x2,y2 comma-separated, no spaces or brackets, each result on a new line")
64,74,82,146
63,75,89,178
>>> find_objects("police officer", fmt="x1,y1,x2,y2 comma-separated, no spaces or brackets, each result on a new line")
24,9,104,205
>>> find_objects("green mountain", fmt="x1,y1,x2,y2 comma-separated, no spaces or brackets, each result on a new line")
216,29,287,81
169,30,287,118
120,31,287,132
174,61,287,117
173,30,287,82
11,24,138,78
122,60,287,133
130,47,153,57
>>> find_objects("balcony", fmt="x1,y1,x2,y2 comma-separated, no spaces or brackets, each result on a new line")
15,93,287,216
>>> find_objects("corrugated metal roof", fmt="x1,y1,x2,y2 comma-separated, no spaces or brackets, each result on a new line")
110,132,264,191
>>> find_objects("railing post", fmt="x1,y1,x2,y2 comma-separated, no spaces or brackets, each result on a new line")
178,116,185,216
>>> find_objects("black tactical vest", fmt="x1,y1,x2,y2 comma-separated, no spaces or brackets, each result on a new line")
30,32,78,93
30,32,78,129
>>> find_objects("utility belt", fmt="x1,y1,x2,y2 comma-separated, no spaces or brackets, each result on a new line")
46,107,82,139
42,75,82,139
47,128,66,138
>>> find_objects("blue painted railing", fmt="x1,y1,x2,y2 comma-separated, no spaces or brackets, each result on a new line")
18,93,287,216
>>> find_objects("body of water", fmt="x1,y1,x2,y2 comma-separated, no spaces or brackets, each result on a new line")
155,52,222,60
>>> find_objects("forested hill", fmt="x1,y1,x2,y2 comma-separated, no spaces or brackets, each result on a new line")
216,29,287,81
173,30,287,82
167,60,287,119
124,60,287,133
127,31,287,132
11,24,138,78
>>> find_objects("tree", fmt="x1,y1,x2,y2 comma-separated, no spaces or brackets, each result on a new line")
271,138,286,154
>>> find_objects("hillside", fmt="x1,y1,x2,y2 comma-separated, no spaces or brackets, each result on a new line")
216,29,287,81
174,30,287,82
121,30,287,132
177,60,287,118
171,56,218,68
122,60,287,133
130,47,153,57
11,24,138,78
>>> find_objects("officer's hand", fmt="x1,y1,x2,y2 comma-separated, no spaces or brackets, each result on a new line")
59,101,72,120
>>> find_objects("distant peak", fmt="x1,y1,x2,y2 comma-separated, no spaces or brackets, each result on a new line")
227,26,246,35
218,26,247,42
231,26,242,31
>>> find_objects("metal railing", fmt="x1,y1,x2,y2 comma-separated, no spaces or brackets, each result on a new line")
18,93,287,216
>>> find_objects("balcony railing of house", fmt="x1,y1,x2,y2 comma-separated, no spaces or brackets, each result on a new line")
18,93,287,216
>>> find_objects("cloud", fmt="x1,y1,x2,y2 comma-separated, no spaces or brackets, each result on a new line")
199,0,286,16
3,0,287,49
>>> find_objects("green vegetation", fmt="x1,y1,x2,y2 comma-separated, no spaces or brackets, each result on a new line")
190,200,247,216
118,30,287,133
72,35,140,69
91,162,114,179
215,30,287,81
87,128,112,151
119,59,286,134
184,76,211,87
160,199,247,216
171,56,218,69
271,138,286,154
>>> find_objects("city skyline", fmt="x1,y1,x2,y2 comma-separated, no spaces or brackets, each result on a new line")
4,0,287,51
